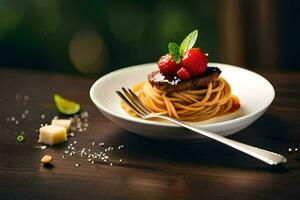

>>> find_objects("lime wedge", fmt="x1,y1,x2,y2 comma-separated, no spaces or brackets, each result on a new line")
53,94,80,115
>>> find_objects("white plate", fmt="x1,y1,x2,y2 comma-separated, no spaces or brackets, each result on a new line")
90,63,275,140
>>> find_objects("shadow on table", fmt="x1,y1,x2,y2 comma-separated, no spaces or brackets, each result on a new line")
102,113,293,173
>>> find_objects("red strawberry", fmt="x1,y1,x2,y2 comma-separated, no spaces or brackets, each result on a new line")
177,67,191,80
181,48,207,76
157,54,180,75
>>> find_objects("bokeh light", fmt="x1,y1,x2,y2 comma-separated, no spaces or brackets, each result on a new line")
154,3,194,43
69,30,108,74
0,1,298,73
30,0,60,35
0,1,24,39
108,2,147,44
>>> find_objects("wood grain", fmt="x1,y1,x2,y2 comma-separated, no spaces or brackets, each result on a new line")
0,68,300,200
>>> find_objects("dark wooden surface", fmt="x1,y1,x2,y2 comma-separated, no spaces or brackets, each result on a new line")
0,68,300,200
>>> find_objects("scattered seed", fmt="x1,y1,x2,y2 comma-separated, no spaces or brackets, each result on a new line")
24,110,29,115
107,146,113,151
288,148,293,153
295,148,298,152
60,136,126,167
75,163,80,167
16,93,22,100
38,145,47,150
15,120,19,125
42,146,47,150
11,117,15,122
81,111,89,118
24,95,29,101
41,114,45,119
99,143,104,146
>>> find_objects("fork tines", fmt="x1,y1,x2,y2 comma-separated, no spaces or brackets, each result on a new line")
116,88,151,117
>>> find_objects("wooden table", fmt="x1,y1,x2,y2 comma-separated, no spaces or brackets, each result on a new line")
0,68,300,200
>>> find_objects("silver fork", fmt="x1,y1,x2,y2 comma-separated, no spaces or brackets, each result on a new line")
116,87,287,165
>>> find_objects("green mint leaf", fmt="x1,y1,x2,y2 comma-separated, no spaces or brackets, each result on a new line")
168,42,181,64
179,30,198,56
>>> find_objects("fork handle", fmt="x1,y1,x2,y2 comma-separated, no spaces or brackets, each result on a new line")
157,115,287,165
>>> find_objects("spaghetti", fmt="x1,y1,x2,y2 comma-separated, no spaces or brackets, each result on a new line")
122,78,240,121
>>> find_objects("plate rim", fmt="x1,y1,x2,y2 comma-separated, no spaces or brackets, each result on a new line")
90,62,275,128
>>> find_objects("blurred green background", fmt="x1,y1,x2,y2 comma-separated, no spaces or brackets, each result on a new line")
0,0,299,76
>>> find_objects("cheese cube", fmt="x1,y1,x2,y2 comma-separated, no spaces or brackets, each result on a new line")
51,119,72,132
39,125,67,145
